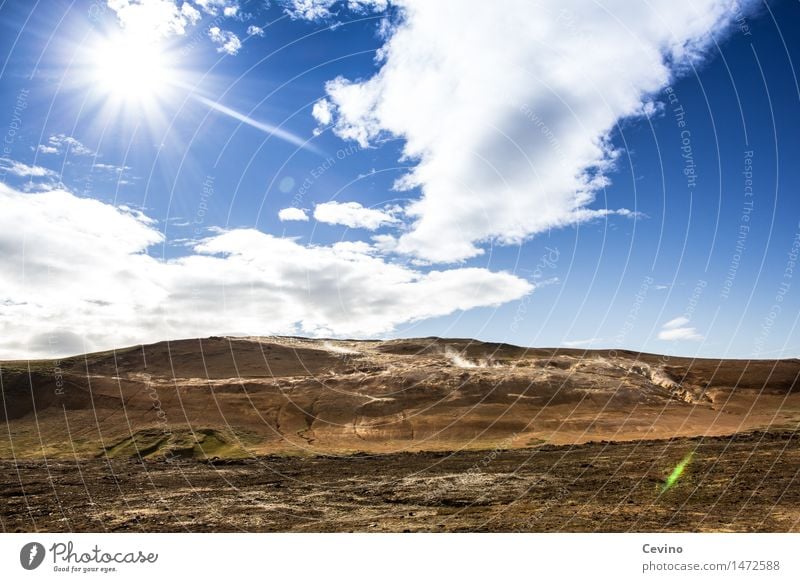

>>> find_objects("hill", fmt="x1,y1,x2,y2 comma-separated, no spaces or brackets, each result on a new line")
2,336,799,460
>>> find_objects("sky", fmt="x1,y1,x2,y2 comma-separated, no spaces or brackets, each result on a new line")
0,0,798,359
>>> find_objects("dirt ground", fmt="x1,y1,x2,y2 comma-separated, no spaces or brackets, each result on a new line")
2,430,798,533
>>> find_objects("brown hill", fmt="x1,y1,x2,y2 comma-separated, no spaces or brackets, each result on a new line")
2,336,799,459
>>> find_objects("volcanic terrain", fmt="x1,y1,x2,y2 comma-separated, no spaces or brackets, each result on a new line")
1,337,798,531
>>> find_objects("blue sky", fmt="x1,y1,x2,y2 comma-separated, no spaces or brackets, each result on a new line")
0,0,798,359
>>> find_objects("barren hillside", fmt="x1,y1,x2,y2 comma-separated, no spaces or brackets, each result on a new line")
2,337,798,460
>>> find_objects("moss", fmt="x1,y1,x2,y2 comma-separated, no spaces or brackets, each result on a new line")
101,427,251,460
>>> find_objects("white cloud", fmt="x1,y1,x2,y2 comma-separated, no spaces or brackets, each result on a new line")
285,0,387,20
0,184,532,358
563,337,604,348
0,158,56,178
93,162,132,173
658,316,703,341
106,1,240,47
314,201,398,230
662,316,690,329
208,26,242,55
181,2,202,24
195,0,239,16
311,99,333,125
107,0,202,38
278,207,309,221
306,0,756,262
33,136,132,177
658,328,704,342
38,134,93,156
247,25,265,36
285,0,337,19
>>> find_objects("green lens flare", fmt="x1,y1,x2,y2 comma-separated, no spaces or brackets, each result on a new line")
661,452,694,493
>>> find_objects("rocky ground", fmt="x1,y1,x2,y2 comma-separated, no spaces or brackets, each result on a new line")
2,431,798,532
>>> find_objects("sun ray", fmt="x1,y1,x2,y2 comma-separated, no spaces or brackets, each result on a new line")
192,94,322,154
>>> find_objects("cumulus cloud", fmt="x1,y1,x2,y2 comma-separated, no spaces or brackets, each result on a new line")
195,0,239,16
0,184,532,358
181,2,202,23
93,162,132,173
278,207,309,221
658,316,703,342
0,158,56,178
208,26,242,55
312,100,333,125
33,135,131,176
304,0,755,262
37,134,93,156
313,201,398,230
247,25,265,37
285,0,337,19
106,1,242,48
284,0,387,20
107,0,203,38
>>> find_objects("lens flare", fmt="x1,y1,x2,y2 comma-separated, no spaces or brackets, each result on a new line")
661,452,694,493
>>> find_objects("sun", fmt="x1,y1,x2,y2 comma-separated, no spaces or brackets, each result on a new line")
93,35,167,101
89,32,175,106
76,27,193,129
73,24,203,138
